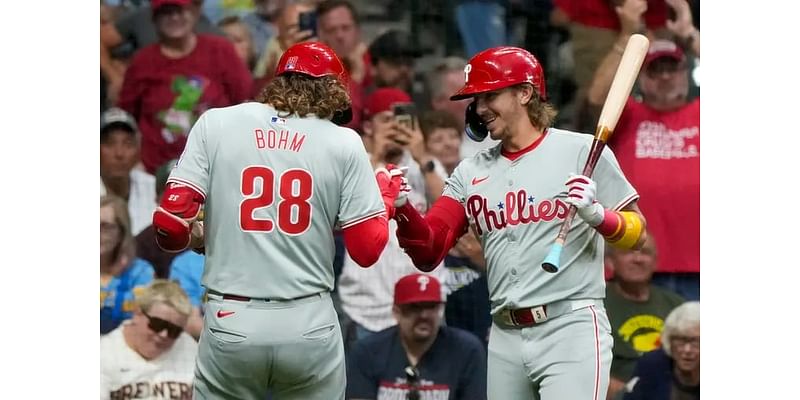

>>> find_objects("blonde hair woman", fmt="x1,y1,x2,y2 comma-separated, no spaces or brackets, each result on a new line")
100,194,155,334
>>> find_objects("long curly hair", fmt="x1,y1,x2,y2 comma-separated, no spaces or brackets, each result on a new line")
256,73,351,120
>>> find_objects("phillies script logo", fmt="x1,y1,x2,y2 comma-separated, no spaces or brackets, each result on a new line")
467,189,569,235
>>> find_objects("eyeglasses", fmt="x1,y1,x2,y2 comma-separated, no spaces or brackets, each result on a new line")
670,335,700,349
405,366,420,400
100,221,119,233
141,310,183,339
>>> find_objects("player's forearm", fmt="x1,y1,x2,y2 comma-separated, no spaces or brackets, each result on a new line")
343,215,389,267
583,203,647,250
395,197,467,271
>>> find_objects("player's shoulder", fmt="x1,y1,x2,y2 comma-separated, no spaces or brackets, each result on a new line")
546,127,595,146
454,143,502,172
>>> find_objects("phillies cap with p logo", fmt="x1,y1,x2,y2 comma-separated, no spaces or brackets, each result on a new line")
394,274,444,305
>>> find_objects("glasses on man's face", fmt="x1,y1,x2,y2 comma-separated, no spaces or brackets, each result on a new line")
100,221,119,233
644,59,687,79
405,366,420,400
670,335,700,350
141,310,183,339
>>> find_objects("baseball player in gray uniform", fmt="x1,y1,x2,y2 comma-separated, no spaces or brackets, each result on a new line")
388,46,648,399
152,42,407,400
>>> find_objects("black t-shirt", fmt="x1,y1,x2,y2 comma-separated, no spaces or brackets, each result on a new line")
346,325,487,400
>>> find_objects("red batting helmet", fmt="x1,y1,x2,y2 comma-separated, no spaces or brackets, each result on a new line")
450,46,547,101
274,42,349,85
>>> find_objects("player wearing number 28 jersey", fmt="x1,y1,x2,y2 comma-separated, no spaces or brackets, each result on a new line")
152,42,406,400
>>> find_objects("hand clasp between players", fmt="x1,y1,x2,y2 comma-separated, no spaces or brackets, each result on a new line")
564,173,604,227
376,164,411,218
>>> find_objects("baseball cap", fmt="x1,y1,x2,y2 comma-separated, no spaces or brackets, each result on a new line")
100,107,138,136
363,88,412,119
151,0,191,13
369,30,423,65
643,39,685,68
394,274,443,305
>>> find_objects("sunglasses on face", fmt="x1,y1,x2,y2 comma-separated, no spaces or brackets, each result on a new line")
405,366,420,400
142,310,183,339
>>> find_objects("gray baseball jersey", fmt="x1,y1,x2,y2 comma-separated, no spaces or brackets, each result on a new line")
442,128,638,313
169,102,385,299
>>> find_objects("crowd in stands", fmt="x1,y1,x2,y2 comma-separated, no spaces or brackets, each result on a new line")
100,0,700,399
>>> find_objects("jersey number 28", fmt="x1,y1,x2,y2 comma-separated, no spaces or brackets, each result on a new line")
239,166,313,235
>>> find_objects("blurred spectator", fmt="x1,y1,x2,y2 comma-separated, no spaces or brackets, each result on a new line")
588,0,700,300
241,0,282,62
623,301,700,400
337,88,447,345
218,15,257,72
117,0,253,174
453,0,509,58
201,0,255,24
101,2,128,107
368,30,423,94
253,1,317,80
168,249,206,340
553,0,670,132
108,0,224,58
419,110,491,345
135,159,180,278
604,234,685,400
100,107,157,236
317,0,371,87
346,274,487,400
101,194,155,334
100,280,198,399
425,56,500,158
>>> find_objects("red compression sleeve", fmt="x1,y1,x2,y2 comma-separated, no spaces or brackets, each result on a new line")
343,215,389,268
394,196,468,271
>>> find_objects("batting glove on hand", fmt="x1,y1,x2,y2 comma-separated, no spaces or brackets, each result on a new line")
376,164,411,217
564,173,604,226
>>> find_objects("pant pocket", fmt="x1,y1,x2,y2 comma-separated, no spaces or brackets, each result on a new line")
302,323,336,341
207,326,248,344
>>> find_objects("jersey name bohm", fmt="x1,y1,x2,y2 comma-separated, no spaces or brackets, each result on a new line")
254,128,307,152
466,188,568,235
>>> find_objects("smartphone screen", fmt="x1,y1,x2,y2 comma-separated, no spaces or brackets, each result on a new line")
298,11,317,38
393,103,417,130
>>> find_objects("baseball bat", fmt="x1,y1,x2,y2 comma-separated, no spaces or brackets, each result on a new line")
541,34,650,273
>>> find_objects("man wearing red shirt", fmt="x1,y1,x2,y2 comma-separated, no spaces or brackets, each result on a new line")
588,0,700,300
118,0,252,174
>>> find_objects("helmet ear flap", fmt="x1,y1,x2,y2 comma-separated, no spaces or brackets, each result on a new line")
464,101,488,142
331,107,353,125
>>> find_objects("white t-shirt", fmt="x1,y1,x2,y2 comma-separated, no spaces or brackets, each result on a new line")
100,322,198,400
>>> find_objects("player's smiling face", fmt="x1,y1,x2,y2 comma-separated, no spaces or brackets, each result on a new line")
474,86,529,141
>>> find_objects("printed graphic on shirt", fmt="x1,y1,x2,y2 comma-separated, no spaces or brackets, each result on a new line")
377,378,450,400
635,121,699,160
617,314,665,354
109,381,191,400
158,75,210,143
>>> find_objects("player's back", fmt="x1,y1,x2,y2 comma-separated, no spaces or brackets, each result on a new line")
194,102,383,299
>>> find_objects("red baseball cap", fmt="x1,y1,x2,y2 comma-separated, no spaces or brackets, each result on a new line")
643,39,686,68
151,0,191,13
363,88,412,119
394,274,443,305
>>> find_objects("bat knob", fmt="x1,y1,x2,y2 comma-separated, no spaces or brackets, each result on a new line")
541,244,563,273
541,263,559,273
